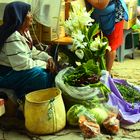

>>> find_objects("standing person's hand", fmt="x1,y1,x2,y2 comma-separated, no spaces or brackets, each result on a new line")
46,58,56,73
86,0,110,10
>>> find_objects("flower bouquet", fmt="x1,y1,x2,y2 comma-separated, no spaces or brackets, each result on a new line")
55,4,111,109
63,4,110,85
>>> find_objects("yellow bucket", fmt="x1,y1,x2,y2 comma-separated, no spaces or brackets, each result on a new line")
24,88,66,135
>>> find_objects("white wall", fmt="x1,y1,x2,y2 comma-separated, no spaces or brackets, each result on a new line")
0,0,32,20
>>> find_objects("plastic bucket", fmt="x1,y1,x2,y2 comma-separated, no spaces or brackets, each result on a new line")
24,88,66,134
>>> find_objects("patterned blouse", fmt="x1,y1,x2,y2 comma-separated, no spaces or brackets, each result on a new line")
110,0,125,23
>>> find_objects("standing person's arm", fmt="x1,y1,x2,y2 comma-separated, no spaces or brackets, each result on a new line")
86,0,110,10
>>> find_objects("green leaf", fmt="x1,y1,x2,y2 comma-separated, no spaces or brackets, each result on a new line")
99,56,106,70
82,59,100,75
87,23,100,41
83,48,93,62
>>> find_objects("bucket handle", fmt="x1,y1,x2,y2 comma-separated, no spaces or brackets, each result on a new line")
47,98,57,132
48,98,55,120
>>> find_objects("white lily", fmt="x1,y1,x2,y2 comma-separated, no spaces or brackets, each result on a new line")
90,41,99,51
64,4,94,37
90,36,101,51
70,30,87,51
71,40,86,51
75,49,84,59
64,3,109,70
72,30,85,42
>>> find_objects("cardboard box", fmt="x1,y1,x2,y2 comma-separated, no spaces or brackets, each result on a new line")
30,1,65,42
58,1,65,39
41,1,65,42
125,0,138,20
42,26,58,42
29,21,41,43
124,0,138,29
30,21,59,42
31,23,65,42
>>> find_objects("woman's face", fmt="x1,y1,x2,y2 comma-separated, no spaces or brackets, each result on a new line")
22,11,33,29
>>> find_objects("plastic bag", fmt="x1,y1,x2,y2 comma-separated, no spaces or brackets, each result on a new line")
79,114,100,138
55,67,101,100
102,112,120,135
55,67,107,108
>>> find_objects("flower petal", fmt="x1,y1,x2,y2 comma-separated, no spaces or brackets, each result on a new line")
75,49,84,59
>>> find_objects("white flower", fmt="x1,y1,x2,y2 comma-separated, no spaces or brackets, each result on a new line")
70,30,86,51
64,3,109,65
64,4,94,36
72,30,85,42
71,41,86,51
75,49,84,59
90,35,110,52
90,41,99,51
90,36,101,51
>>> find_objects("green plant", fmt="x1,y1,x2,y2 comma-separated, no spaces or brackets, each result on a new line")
64,4,111,70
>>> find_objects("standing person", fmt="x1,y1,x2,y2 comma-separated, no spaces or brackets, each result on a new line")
86,0,128,74
0,1,56,101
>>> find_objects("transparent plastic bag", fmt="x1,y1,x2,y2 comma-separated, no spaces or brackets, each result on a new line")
55,67,102,100
78,112,100,138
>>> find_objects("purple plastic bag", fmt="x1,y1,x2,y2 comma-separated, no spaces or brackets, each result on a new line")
100,70,140,124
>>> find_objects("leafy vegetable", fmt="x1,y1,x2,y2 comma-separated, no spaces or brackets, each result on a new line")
64,59,101,86
88,107,108,124
115,83,140,104
87,23,100,41
67,104,87,126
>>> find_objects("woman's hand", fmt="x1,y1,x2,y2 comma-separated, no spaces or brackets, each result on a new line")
46,58,56,73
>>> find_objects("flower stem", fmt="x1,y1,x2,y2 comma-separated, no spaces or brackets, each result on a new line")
100,56,106,70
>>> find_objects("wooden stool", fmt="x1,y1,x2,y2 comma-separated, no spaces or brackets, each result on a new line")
117,29,135,62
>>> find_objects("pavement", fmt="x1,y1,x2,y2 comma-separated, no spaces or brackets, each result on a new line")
0,49,140,140
112,48,140,86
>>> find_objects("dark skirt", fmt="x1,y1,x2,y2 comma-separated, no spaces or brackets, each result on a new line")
0,65,54,99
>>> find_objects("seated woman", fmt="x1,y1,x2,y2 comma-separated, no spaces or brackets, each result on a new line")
0,1,56,101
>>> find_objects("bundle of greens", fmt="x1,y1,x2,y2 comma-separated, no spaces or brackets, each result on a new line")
115,83,140,104
63,59,110,101
64,59,101,87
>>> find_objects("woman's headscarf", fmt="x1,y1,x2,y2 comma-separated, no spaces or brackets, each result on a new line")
0,1,31,48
